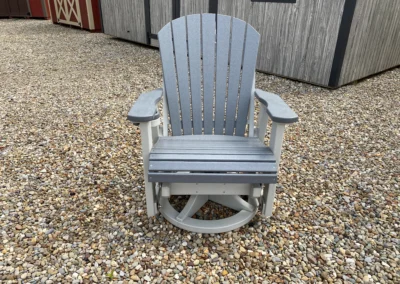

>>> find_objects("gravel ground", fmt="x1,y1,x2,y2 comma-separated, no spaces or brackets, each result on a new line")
0,19,399,284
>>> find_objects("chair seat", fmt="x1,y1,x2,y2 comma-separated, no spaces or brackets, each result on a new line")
148,135,278,184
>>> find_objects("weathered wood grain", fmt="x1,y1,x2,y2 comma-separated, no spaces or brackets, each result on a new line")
100,0,146,44
339,0,400,86
218,0,346,86
100,0,117,36
180,0,209,16
150,0,173,36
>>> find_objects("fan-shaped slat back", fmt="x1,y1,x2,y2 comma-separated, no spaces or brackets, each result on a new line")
158,14,260,136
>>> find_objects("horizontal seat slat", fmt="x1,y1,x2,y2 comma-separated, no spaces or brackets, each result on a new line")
148,173,278,184
150,148,272,154
154,141,263,149
149,153,275,162
158,135,259,141
154,136,265,149
149,161,276,172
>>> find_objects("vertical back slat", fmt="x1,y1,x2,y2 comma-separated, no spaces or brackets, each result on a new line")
235,25,260,136
187,14,202,135
214,15,232,135
172,17,192,135
202,14,217,134
224,18,246,135
158,23,181,136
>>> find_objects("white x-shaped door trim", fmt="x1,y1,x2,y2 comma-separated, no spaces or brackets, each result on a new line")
54,0,82,27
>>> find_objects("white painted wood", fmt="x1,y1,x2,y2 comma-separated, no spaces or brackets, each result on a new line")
262,122,285,217
247,77,256,137
55,0,82,28
151,118,161,144
262,183,276,217
139,122,157,217
85,0,94,30
250,185,262,198
167,183,253,196
209,195,255,212
151,118,161,128
257,104,268,142
159,196,258,233
162,85,169,136
176,195,208,222
269,122,286,165
161,183,171,197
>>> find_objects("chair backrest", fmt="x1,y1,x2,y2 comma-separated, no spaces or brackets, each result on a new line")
158,14,260,136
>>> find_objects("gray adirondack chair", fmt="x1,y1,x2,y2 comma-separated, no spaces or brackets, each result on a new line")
128,14,298,233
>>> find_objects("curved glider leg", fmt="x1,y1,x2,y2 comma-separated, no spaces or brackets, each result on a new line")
176,195,208,222
209,195,255,212
159,194,259,233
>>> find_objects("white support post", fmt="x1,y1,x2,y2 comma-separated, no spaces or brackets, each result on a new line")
139,122,158,217
162,85,169,136
250,184,262,198
269,122,286,165
262,122,286,216
247,76,256,137
162,183,171,197
151,118,161,144
257,104,268,142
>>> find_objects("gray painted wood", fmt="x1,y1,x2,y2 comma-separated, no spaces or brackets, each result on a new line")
255,89,298,123
128,88,163,123
159,14,259,136
101,0,147,44
149,161,276,172
148,172,277,184
218,0,346,86
153,136,267,151
158,23,181,136
149,135,278,179
151,148,271,154
154,137,262,147
149,153,275,162
214,15,232,135
201,13,217,134
156,135,254,141
187,14,204,135
339,0,400,86
180,0,209,16
225,18,246,135
235,24,260,136
172,17,192,135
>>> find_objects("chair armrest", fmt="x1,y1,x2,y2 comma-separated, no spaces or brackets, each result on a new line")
127,88,163,123
255,89,298,124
